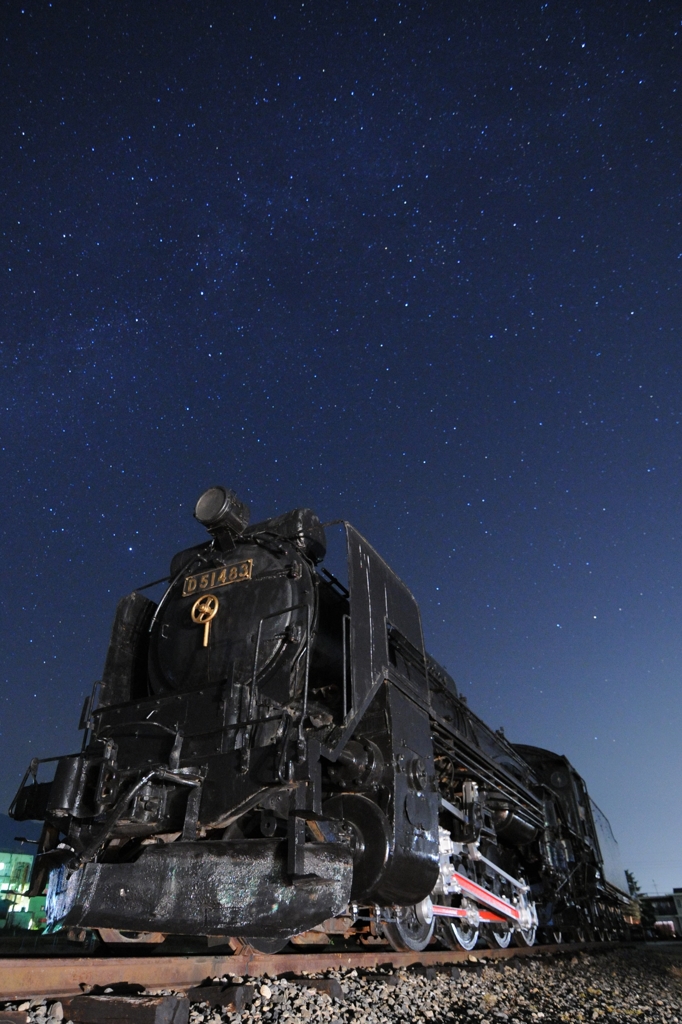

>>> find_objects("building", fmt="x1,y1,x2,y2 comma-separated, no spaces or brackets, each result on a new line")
0,851,46,931
641,888,682,939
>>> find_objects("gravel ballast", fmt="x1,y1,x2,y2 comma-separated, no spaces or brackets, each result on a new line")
2,948,681,1024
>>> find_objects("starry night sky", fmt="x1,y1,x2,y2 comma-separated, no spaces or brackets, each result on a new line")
2,1,681,892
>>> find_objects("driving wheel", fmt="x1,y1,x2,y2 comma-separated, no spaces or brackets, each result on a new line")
436,896,480,951
484,920,512,948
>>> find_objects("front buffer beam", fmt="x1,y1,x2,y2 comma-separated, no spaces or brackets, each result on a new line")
47,839,353,938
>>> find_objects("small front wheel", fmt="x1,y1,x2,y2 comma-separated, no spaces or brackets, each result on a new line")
241,936,291,953
97,928,165,945
383,901,435,952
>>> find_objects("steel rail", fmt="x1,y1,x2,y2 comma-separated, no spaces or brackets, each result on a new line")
0,942,617,1000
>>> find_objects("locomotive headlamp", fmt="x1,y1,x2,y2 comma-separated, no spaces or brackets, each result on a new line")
194,486,250,537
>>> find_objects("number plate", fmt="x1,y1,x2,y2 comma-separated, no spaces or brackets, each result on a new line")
182,559,253,597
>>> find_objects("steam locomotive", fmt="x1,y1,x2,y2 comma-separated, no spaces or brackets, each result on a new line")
10,487,629,951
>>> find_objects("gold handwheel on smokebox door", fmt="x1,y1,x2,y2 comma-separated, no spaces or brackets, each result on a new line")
191,593,219,646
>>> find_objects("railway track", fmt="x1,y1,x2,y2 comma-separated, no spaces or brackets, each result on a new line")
0,942,616,1000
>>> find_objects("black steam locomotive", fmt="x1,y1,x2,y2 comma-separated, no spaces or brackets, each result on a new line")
10,488,629,951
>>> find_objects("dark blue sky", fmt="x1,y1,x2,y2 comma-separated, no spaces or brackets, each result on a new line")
1,0,680,892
